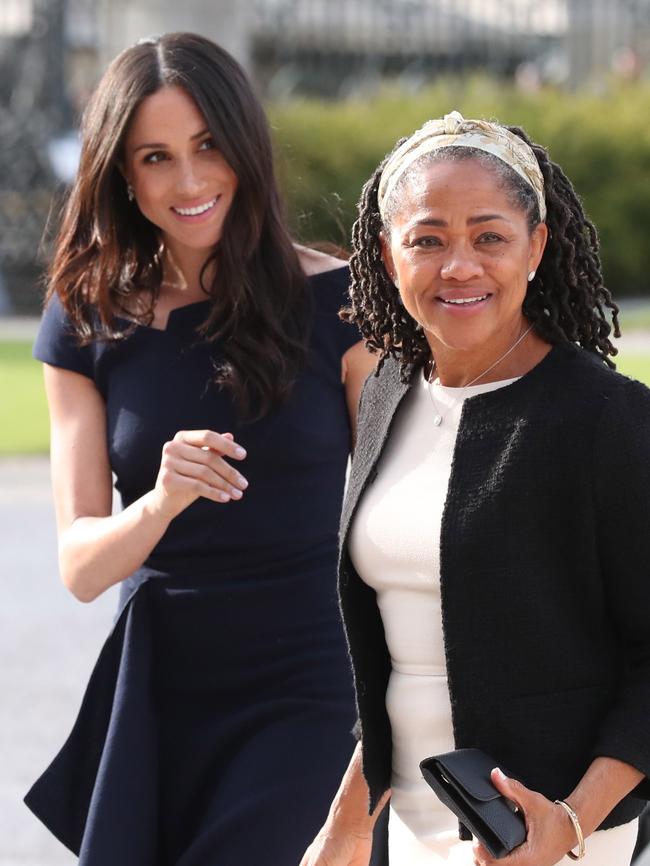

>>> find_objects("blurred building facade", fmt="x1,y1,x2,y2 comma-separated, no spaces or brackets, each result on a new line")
2,0,650,311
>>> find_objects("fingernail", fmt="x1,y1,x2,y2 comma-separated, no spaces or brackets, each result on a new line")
237,475,248,488
219,492,230,502
493,767,507,781
230,488,242,499
235,446,246,458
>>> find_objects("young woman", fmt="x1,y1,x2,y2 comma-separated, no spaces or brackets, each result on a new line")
26,32,375,866
302,112,650,866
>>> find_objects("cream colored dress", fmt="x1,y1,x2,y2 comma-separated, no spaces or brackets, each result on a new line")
349,372,639,865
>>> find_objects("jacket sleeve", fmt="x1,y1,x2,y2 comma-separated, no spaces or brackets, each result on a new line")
591,376,650,797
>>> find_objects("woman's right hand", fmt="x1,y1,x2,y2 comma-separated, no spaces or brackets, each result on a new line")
152,429,248,520
299,826,373,866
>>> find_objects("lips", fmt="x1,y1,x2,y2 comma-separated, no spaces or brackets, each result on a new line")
171,196,218,217
438,293,491,306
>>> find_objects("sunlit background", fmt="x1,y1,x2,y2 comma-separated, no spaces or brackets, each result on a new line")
3,0,650,313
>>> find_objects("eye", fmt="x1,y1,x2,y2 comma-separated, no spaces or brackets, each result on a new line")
199,137,215,151
410,235,442,248
476,232,504,244
142,151,167,165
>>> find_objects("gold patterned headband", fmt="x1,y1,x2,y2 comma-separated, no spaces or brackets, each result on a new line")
377,110,546,222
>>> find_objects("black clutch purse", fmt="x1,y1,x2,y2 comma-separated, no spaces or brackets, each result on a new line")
420,748,527,859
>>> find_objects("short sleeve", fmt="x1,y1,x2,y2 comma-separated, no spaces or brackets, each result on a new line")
33,293,95,380
311,265,362,357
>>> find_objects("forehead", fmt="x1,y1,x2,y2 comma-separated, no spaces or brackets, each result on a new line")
389,157,518,226
125,85,207,146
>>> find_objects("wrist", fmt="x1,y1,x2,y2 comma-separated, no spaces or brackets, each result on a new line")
142,488,177,526
554,799,586,860
563,756,644,839
328,799,373,838
323,742,382,839
327,775,376,838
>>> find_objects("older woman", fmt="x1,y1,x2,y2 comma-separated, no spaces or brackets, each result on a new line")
301,112,650,866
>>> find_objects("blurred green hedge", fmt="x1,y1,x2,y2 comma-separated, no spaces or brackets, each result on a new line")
270,79,650,297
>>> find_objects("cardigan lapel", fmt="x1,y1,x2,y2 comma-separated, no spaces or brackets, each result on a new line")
339,358,413,554
337,357,414,810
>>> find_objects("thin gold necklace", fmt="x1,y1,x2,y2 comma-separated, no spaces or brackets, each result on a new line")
427,323,533,426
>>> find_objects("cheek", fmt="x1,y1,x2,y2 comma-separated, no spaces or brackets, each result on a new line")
399,285,431,329
133,174,172,225
225,161,238,187
392,251,420,290
134,172,165,203
138,200,163,229
391,254,436,321
500,261,529,303
213,156,238,190
225,174,238,201
396,255,432,294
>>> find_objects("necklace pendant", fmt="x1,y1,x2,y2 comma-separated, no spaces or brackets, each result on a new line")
433,414,443,427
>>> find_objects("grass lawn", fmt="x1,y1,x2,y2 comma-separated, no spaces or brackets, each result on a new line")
618,305,650,332
0,341,49,455
1,340,650,456
615,353,650,383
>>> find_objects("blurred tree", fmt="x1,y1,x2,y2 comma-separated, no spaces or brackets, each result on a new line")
0,0,68,313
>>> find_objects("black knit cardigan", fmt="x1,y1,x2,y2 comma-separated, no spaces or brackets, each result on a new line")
338,342,650,830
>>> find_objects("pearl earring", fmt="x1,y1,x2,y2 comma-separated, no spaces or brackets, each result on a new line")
527,270,536,282
127,183,135,202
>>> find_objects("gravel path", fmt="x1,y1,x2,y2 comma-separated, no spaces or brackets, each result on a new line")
0,457,117,865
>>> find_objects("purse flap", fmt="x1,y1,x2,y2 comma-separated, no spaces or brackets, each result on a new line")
420,749,527,858
423,748,504,802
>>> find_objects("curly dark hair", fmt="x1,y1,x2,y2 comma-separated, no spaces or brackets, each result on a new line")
346,124,620,380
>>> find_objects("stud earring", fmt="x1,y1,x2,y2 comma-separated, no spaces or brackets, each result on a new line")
527,270,536,282
127,183,135,202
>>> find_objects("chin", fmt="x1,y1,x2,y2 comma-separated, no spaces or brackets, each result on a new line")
426,326,491,353
165,228,223,253
186,237,222,252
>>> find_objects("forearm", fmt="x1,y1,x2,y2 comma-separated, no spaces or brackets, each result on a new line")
564,756,644,837
326,742,384,835
59,490,173,602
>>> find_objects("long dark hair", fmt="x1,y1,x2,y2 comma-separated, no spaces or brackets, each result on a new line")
48,32,309,420
347,128,620,379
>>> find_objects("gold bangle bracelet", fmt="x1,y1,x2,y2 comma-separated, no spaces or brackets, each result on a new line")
554,799,586,861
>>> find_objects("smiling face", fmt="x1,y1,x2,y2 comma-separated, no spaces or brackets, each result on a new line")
122,85,238,260
381,157,547,370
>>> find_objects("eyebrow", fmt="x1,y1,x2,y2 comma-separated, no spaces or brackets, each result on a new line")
132,128,211,154
410,214,507,228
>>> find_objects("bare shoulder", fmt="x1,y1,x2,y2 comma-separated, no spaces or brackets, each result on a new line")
295,244,348,276
343,339,377,377
342,341,378,442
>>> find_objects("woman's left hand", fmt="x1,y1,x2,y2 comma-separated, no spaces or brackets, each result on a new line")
471,769,578,866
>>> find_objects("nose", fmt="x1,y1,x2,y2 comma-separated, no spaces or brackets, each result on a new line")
439,244,484,281
176,158,204,197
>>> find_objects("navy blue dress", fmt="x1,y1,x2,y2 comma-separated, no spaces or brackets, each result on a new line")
26,267,359,866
